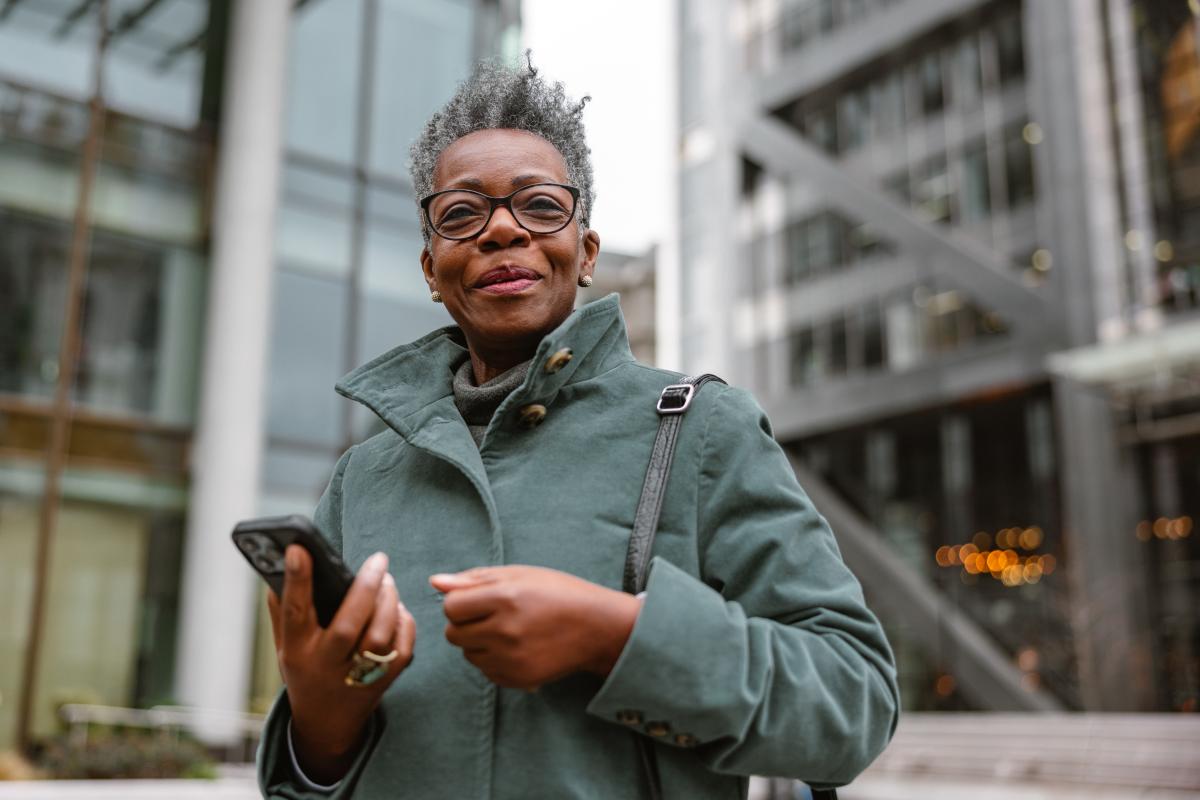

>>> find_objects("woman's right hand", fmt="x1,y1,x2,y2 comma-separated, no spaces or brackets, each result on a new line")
266,545,415,785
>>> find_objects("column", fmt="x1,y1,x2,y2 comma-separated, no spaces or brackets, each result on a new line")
174,0,291,743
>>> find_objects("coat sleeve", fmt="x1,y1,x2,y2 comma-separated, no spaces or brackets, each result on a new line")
257,447,387,799
585,387,900,786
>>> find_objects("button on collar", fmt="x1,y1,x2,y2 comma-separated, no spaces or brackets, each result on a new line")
616,710,643,726
544,347,573,374
673,733,698,748
518,403,547,428
644,721,671,738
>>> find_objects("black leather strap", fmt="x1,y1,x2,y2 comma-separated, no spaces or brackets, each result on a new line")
625,375,723,800
623,373,837,800
623,374,725,595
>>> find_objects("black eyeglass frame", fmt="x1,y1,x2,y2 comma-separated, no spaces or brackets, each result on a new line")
419,182,582,241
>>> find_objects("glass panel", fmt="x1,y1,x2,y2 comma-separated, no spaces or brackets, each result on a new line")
362,199,430,303
828,315,848,375
994,10,1025,86
1004,122,1035,209
286,0,362,164
837,87,869,152
102,0,208,127
788,326,816,386
914,153,951,224
919,51,944,117
960,140,992,223
264,271,348,448
0,210,70,401
368,0,472,178
0,1,97,101
862,300,885,369
955,34,983,108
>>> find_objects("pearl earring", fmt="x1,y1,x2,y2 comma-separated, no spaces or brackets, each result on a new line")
430,290,443,303
578,275,593,288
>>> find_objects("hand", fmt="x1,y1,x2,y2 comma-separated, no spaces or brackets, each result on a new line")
266,546,415,785
430,566,641,691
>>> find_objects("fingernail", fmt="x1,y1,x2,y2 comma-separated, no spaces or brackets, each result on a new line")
384,573,395,587
286,546,300,573
430,573,454,584
367,552,388,574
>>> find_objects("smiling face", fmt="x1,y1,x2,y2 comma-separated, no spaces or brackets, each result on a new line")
420,129,600,371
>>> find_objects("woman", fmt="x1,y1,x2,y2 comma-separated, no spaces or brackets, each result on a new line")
258,58,898,799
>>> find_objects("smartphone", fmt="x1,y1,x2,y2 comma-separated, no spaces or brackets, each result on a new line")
231,514,355,627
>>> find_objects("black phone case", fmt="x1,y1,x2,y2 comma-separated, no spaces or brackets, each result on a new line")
231,514,355,627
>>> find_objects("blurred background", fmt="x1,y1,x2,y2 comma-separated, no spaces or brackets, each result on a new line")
0,0,1197,797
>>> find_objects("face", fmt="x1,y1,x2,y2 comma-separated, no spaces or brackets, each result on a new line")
420,129,600,359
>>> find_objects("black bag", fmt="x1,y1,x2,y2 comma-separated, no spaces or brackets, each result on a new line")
624,375,837,800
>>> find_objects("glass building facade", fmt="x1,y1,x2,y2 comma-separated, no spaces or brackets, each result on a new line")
0,0,517,750
677,0,1199,714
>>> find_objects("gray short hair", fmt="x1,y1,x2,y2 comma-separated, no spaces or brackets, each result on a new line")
409,53,594,243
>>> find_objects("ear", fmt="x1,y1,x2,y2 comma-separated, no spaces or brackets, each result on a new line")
420,246,436,292
578,228,600,284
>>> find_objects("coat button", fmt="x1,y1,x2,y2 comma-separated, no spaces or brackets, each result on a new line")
616,710,643,726
518,404,547,428
674,733,698,748
644,721,671,738
544,347,573,373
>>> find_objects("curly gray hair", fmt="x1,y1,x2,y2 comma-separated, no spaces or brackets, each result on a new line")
409,54,594,244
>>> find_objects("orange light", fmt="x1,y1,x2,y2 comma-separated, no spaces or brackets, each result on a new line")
960,542,979,558
1023,562,1043,583
1004,549,1019,567
1020,527,1043,550
987,551,1006,572
995,529,1012,549
1021,673,1041,691
935,674,956,697
1041,554,1057,575
964,555,981,574
935,546,952,567
948,545,961,565
1154,517,1170,538
1180,517,1193,538
1136,521,1152,541
973,531,992,550
1017,648,1039,672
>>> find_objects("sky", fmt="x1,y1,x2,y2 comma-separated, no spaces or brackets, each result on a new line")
521,0,674,256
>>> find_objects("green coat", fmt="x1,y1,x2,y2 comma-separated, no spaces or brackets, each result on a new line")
257,294,898,799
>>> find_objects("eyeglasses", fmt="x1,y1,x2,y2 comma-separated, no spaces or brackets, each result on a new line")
420,182,581,241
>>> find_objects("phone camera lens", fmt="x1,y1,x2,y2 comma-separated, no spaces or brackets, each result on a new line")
253,554,282,574
238,537,260,554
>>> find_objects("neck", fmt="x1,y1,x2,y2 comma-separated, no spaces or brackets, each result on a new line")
468,345,536,384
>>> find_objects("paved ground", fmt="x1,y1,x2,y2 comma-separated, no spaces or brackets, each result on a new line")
0,778,259,799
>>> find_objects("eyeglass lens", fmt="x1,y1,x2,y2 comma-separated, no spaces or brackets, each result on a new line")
426,184,576,239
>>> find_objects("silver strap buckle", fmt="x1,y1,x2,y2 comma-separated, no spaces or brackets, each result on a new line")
656,383,695,415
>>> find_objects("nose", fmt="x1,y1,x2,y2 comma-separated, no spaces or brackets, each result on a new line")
477,204,530,250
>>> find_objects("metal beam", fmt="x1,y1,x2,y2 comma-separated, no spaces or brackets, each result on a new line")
756,0,993,110
53,0,100,38
741,115,1059,337
787,454,1064,711
0,0,23,23
764,334,1050,440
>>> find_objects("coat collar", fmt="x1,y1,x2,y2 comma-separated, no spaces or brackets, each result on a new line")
335,292,635,443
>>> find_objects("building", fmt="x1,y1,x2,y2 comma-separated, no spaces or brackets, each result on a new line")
673,0,1198,713
0,0,519,750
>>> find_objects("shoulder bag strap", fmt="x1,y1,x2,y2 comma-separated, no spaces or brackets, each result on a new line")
623,374,837,800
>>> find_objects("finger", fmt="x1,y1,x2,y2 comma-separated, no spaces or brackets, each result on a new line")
266,591,283,653
392,601,416,673
429,567,499,593
440,582,509,625
281,545,317,647
359,573,399,656
323,551,389,659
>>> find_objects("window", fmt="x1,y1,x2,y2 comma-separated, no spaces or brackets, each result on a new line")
994,11,1025,86
862,301,886,369
955,35,983,108
838,88,870,152
804,105,838,155
914,154,952,224
1004,122,1036,208
829,316,849,375
789,326,818,386
960,141,992,223
919,51,945,116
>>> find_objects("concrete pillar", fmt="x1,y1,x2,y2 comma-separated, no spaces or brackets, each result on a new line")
175,0,290,743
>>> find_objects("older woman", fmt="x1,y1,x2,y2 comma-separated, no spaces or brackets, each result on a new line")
257,59,898,799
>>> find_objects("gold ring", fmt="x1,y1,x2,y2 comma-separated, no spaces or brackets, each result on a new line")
344,649,398,687
360,648,399,664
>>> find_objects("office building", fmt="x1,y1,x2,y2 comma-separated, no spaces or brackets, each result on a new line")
673,0,1198,712
0,0,519,748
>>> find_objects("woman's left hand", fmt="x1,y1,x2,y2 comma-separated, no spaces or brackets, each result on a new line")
430,566,641,690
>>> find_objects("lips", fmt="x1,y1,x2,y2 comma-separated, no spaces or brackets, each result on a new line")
474,265,541,293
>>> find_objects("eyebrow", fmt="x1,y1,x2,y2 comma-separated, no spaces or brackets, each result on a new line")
445,174,559,191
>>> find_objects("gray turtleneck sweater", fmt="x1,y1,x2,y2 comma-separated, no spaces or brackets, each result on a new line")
451,358,531,447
